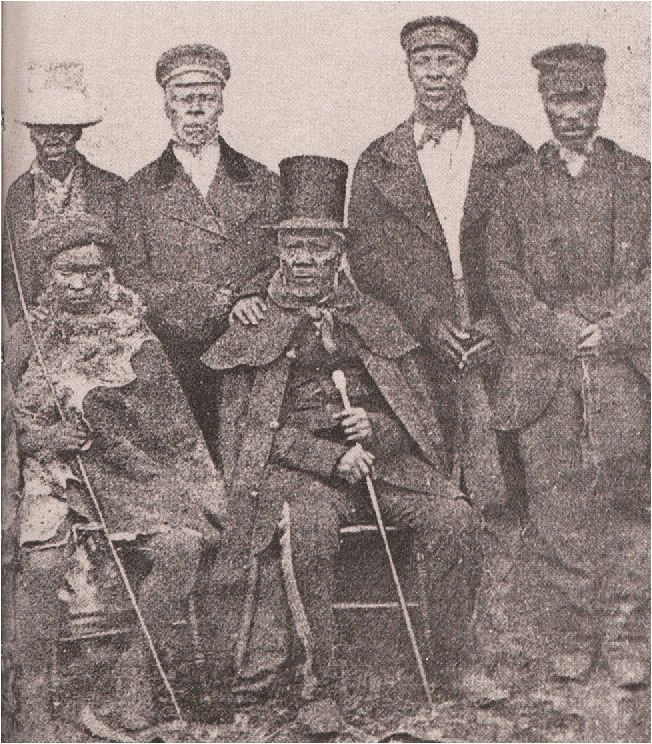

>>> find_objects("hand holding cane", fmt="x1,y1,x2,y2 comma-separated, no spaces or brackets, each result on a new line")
332,370,433,706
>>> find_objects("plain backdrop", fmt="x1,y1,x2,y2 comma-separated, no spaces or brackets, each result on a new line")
2,1,650,201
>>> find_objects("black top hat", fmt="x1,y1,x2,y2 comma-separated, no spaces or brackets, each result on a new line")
275,156,348,230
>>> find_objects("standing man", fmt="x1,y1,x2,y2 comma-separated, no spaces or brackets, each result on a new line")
348,17,533,514
3,61,125,325
117,44,280,453
487,45,649,701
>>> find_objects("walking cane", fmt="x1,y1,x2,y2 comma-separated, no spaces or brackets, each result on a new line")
5,221,186,724
332,370,433,706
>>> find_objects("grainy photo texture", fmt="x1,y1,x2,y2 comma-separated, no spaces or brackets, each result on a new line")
1,3,650,742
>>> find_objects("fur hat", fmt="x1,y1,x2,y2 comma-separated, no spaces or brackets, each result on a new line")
27,213,117,262
16,62,102,127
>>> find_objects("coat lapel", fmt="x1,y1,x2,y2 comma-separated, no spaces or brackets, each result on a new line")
460,112,516,236
206,137,257,227
152,140,256,238
374,119,446,245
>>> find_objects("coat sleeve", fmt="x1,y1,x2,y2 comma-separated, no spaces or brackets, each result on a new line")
268,426,348,480
486,180,588,358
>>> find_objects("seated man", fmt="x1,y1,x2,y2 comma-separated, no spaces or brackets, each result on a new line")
7,214,224,738
202,156,482,726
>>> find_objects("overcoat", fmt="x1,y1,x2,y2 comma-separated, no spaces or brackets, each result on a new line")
202,292,452,568
486,138,651,431
347,111,533,346
2,155,126,325
116,138,280,352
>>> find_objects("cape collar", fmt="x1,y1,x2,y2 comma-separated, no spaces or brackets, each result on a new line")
202,288,419,370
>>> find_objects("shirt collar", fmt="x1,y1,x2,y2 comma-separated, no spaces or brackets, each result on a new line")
413,113,470,148
172,134,221,159
551,133,597,158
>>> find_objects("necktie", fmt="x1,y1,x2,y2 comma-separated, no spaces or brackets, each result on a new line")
416,125,444,150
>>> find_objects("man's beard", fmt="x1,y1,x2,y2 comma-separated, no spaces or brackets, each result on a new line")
415,85,468,128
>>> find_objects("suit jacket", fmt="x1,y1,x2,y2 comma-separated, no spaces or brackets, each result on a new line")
486,138,651,431
347,111,533,348
2,155,126,325
202,291,451,564
116,138,280,352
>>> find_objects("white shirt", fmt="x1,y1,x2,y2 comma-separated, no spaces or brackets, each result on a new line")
414,115,475,279
173,141,221,199
553,136,596,178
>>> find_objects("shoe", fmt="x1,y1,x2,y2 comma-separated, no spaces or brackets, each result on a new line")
296,697,342,737
604,648,650,688
551,652,594,681
459,669,510,706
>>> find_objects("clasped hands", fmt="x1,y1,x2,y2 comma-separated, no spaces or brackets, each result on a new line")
431,318,496,372
333,406,375,485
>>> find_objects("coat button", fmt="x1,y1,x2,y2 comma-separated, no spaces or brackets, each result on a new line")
285,348,297,359
269,420,281,431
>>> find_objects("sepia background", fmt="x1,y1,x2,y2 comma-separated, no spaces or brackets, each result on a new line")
2,1,650,200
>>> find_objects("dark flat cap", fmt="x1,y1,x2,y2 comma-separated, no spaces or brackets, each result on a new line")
156,44,230,87
28,213,118,262
532,44,606,96
401,16,478,60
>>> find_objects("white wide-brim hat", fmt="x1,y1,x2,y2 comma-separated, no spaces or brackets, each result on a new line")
15,87,103,127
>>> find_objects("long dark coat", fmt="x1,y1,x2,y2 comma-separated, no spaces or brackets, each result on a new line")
2,155,126,325
202,293,451,569
347,111,533,346
486,138,650,431
115,138,280,352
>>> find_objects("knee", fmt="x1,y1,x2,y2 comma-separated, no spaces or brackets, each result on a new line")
143,529,204,590
148,528,204,563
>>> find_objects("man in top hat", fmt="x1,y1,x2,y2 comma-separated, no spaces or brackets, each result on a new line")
201,156,482,725
116,44,280,455
6,212,225,737
3,61,126,326
486,44,650,701
347,17,533,524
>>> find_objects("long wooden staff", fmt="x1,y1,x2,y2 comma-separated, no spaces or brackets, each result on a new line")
5,221,185,723
332,370,433,706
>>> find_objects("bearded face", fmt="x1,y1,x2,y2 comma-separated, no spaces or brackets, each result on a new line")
164,76,224,149
46,244,111,315
278,229,343,301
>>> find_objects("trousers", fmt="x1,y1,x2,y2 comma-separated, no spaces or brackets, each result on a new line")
207,472,482,698
517,357,650,671
14,528,205,735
